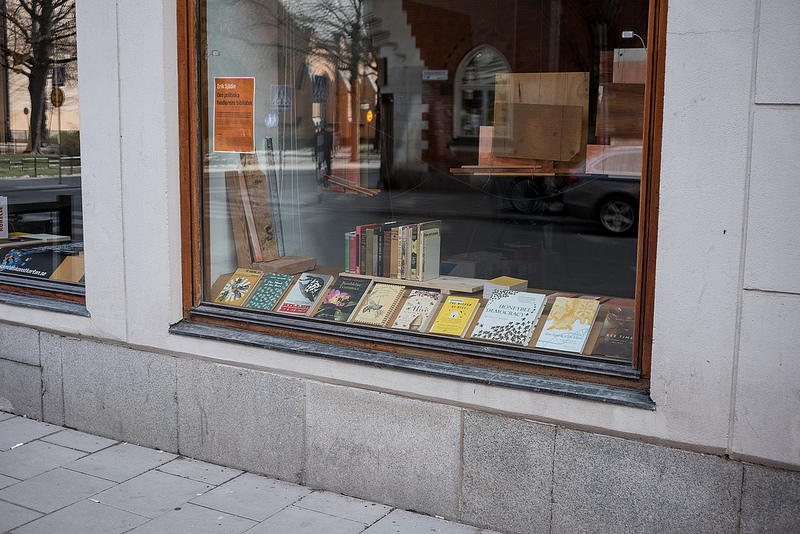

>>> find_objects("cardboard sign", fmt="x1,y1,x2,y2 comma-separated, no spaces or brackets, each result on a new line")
213,78,255,153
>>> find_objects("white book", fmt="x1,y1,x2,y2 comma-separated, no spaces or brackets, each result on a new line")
470,290,546,346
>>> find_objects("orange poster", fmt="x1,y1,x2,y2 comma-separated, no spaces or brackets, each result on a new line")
213,77,255,153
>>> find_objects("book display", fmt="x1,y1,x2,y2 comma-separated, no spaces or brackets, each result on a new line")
276,273,333,316
429,296,481,337
592,306,635,361
312,275,374,322
352,283,405,326
391,290,441,331
535,297,600,353
243,272,294,311
471,290,547,346
214,268,264,306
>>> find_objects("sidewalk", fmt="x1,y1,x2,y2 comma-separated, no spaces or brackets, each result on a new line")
0,412,505,534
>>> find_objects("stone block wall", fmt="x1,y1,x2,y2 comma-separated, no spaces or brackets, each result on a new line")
1,322,798,534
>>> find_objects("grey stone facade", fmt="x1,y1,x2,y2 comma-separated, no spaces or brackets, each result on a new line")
1,323,798,534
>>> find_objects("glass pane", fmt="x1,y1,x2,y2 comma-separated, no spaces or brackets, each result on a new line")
199,0,649,366
0,0,83,287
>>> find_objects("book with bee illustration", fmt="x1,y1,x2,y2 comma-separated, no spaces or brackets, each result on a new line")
213,268,264,306
275,272,333,315
390,289,441,332
470,289,547,346
312,275,374,322
352,283,406,327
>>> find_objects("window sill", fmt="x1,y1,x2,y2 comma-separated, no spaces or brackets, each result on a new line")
0,288,89,316
169,318,655,410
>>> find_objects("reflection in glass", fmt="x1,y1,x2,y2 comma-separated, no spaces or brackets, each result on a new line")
0,0,83,287
199,0,649,364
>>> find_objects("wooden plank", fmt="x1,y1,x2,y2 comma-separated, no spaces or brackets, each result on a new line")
613,48,647,84
494,72,590,166
253,256,317,275
224,170,253,268
595,83,645,138
239,153,280,261
494,103,583,162
477,126,554,170
49,255,85,283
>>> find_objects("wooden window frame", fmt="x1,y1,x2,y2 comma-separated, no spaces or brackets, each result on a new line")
176,0,666,392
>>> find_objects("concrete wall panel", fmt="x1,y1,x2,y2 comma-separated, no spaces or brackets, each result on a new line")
552,428,743,533
461,411,555,534
0,359,42,419
0,324,40,366
305,382,461,519
176,358,305,483
40,332,64,426
61,339,177,450
740,464,800,533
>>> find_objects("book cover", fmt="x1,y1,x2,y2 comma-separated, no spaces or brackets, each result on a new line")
312,275,374,322
214,268,265,306
390,289,441,331
352,283,406,326
429,296,481,337
243,272,294,311
470,290,547,346
535,297,600,353
276,272,333,315
591,307,635,361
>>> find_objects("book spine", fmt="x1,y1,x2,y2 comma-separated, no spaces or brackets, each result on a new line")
389,227,399,279
409,224,419,281
349,232,357,274
344,232,350,273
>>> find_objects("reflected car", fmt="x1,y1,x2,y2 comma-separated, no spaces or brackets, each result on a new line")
562,145,642,235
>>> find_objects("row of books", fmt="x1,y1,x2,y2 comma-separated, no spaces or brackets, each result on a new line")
212,268,633,356
345,220,441,282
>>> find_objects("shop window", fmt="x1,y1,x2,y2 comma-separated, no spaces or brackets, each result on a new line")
0,0,84,300
454,46,509,138
179,0,665,392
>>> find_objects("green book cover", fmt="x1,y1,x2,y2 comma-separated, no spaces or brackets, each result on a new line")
243,272,294,311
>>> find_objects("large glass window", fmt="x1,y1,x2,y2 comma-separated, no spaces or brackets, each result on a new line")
0,0,83,292
191,0,654,378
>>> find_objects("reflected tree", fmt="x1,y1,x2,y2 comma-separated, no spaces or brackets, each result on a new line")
0,0,77,153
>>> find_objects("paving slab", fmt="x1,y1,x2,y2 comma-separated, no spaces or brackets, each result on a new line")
0,467,116,513
10,499,149,534
41,428,119,453
0,472,18,489
0,440,87,480
125,502,258,534
294,490,392,525
0,499,43,533
363,509,482,534
0,416,61,451
66,442,177,482
247,504,367,534
157,456,243,485
92,469,213,519
190,472,311,521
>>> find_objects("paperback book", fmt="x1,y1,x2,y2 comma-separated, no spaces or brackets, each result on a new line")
483,276,527,299
243,272,294,311
429,296,481,337
471,290,547,346
352,283,406,327
390,290,442,331
276,272,333,315
535,297,600,353
214,268,265,306
591,306,635,361
312,275,374,322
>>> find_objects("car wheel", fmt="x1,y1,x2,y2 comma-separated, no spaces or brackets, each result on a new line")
508,177,547,214
598,196,637,235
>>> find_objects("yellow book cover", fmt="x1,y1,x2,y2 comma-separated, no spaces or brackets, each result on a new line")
429,296,481,337
213,268,264,306
535,297,600,353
